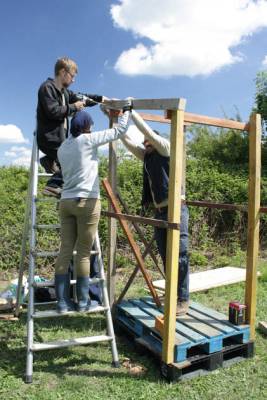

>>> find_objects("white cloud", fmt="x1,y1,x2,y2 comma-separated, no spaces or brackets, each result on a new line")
4,145,31,167
0,124,28,144
111,0,267,77
262,55,267,67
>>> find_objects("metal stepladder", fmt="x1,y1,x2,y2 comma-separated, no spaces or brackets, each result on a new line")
15,134,119,383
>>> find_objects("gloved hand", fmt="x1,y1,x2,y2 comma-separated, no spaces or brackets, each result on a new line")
100,103,110,116
123,97,133,113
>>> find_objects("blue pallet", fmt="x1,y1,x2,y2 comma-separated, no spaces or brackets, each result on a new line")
116,297,250,363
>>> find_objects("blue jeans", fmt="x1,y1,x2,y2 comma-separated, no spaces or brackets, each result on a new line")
154,204,189,301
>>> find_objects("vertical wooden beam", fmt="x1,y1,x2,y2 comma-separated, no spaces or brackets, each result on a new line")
245,113,261,339
162,100,186,364
107,115,118,307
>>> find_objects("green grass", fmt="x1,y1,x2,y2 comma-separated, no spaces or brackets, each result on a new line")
0,263,266,400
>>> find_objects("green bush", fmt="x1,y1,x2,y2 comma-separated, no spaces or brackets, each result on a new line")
1,118,266,273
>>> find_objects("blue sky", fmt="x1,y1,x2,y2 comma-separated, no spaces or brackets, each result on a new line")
1,0,267,166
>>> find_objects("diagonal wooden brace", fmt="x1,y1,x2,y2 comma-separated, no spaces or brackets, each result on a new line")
102,178,162,308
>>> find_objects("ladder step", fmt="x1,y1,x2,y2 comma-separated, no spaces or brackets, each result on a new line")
32,250,99,257
34,224,60,230
33,305,108,318
35,198,59,203
33,251,60,257
33,277,104,288
22,301,57,306
32,335,112,351
38,173,53,177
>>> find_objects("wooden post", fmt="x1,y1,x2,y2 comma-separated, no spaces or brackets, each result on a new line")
245,113,261,339
107,115,118,307
162,100,186,364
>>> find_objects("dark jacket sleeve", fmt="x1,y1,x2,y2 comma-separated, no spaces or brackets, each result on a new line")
83,93,103,107
39,85,74,120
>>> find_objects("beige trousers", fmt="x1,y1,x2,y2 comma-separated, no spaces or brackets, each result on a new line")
55,198,101,277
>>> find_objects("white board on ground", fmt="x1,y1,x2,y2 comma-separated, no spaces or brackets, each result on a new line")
153,267,261,293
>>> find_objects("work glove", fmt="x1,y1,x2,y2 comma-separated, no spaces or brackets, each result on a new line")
123,98,133,113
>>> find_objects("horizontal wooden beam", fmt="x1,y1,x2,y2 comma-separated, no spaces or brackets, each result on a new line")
184,112,249,131
139,111,249,131
104,201,267,214
186,200,247,211
139,112,171,124
102,210,180,229
186,200,267,214
103,98,186,111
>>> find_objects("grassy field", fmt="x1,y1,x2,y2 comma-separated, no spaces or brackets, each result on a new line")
0,261,266,400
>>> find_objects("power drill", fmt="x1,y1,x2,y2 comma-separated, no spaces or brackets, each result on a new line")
76,92,102,107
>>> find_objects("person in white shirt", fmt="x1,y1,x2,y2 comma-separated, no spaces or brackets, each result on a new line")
54,104,131,313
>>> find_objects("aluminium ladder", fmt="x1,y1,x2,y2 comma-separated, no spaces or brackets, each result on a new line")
15,134,119,383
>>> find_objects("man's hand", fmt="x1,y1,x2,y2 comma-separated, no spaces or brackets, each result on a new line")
74,100,85,111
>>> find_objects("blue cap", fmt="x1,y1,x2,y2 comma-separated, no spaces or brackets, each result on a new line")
70,111,94,137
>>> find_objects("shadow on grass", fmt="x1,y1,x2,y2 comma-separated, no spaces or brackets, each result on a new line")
0,312,162,383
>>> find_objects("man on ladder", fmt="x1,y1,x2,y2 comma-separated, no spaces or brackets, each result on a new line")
36,56,107,197
16,52,133,381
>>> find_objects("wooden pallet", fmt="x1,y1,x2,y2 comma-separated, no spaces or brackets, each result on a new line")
116,298,250,364
160,341,254,382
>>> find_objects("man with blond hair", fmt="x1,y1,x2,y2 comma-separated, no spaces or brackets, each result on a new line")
36,57,106,196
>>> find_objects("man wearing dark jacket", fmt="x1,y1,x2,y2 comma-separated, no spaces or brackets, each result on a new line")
36,56,105,196
121,111,189,316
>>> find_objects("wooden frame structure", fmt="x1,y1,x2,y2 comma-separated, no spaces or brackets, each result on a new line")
103,98,261,366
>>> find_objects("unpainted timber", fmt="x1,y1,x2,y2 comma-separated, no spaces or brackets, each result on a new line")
102,179,162,307
107,115,118,306
104,98,186,111
138,111,248,131
162,109,185,364
245,113,261,340
153,267,261,294
102,210,179,229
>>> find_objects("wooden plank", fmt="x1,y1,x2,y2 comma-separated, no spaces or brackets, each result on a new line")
162,109,185,364
103,98,186,111
186,200,247,211
245,113,261,340
189,301,250,335
141,297,221,339
153,267,260,293
184,112,248,131
169,110,249,131
102,179,162,307
134,299,205,344
187,308,235,335
117,301,157,330
106,101,249,129
107,115,117,306
102,210,179,229
139,112,171,124
176,315,223,340
118,300,191,362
